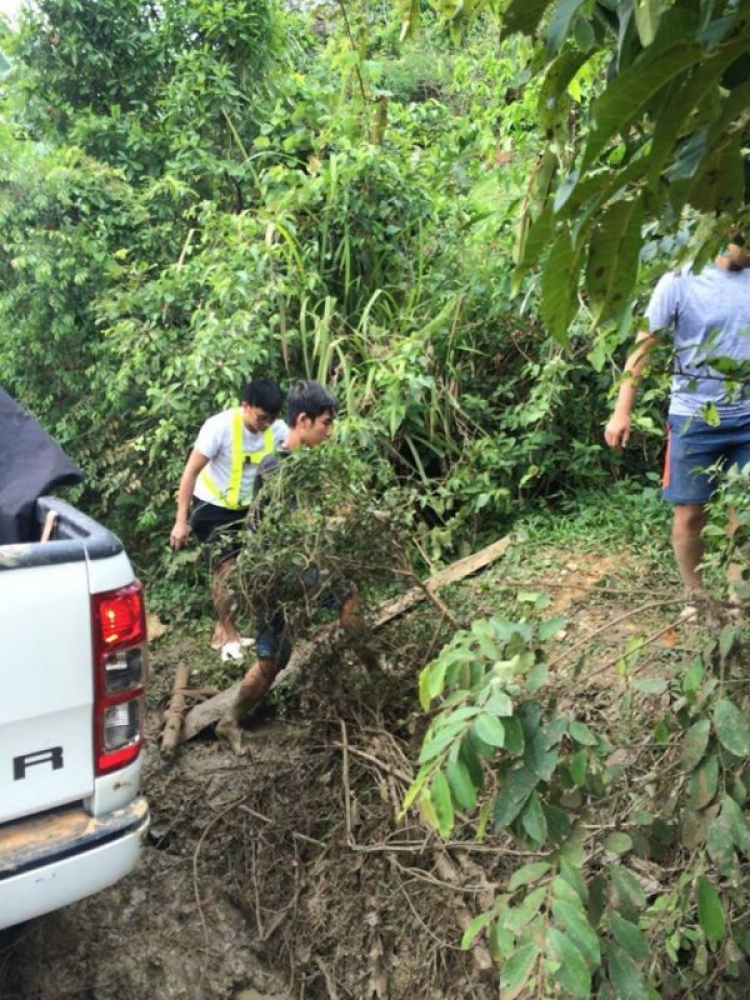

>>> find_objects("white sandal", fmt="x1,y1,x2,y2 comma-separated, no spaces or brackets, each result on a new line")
220,641,244,663
213,635,254,652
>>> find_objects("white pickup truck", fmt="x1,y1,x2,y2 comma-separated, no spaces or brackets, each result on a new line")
0,496,150,929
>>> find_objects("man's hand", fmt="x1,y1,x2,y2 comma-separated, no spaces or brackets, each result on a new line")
170,519,189,551
604,411,631,450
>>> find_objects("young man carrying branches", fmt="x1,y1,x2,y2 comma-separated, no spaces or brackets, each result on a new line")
216,380,358,751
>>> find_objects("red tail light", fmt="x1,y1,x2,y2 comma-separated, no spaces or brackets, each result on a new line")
92,582,148,776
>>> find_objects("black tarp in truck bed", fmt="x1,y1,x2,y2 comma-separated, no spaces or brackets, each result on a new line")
0,389,83,545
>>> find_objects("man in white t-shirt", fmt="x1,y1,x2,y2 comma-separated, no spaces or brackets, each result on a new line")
170,378,287,661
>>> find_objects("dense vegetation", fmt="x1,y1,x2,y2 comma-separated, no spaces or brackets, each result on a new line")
1,2,749,998
0,0,666,592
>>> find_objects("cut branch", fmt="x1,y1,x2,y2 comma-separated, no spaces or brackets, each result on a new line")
181,535,511,741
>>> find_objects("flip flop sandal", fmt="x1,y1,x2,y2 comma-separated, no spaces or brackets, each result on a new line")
212,636,253,651
220,641,244,663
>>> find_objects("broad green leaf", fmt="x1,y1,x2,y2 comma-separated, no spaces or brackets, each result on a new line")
521,790,548,844
633,676,669,696
548,927,592,998
485,686,514,717
584,196,644,323
688,753,719,810
498,942,539,1000
713,698,750,758
584,39,702,168
696,875,726,944
538,614,567,641
608,944,649,1000
446,758,477,811
688,135,744,215
722,795,750,854
560,826,587,867
460,736,485,791
501,0,556,36
489,922,515,962
610,914,650,962
472,714,506,748
494,766,539,827
545,0,588,58
633,0,662,45
719,624,738,663
460,908,493,949
552,874,581,903
569,748,588,787
513,199,555,290
560,858,588,903
681,718,711,771
503,716,526,757
509,861,552,892
418,664,433,711
419,788,439,829
401,766,429,816
502,885,548,932
418,725,462,763
525,662,548,694
610,866,647,919
540,225,585,345
706,811,735,874
538,46,591,131
525,727,559,781
430,771,455,837
605,832,634,856
648,37,750,189
545,716,569,744
545,803,572,845
569,720,598,746
552,899,602,969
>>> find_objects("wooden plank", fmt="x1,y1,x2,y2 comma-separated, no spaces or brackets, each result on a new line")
371,535,511,627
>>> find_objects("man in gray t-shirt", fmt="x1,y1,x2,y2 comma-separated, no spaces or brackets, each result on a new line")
605,240,750,593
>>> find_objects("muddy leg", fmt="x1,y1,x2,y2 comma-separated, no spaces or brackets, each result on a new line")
210,559,241,647
215,657,279,753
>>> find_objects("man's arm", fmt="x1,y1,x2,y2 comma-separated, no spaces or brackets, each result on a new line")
604,330,659,449
170,449,209,550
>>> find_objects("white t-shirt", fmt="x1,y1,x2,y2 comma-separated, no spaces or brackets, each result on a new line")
193,409,288,507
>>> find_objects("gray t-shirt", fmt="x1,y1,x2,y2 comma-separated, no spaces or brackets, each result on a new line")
645,263,750,417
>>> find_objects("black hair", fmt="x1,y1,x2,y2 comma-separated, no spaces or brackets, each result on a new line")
242,377,283,415
287,380,339,427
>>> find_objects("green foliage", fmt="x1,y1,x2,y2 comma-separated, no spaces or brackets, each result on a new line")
232,444,414,637
423,0,750,357
405,596,750,997
0,0,637,602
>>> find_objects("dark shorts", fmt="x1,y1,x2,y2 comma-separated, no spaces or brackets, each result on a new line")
190,500,248,564
662,412,750,505
255,568,353,669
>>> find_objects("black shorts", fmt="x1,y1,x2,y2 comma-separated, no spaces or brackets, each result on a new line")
190,500,249,564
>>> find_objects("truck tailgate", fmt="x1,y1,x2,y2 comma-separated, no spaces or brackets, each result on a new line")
0,558,95,824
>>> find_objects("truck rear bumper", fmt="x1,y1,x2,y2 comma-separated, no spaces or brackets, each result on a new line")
0,796,149,930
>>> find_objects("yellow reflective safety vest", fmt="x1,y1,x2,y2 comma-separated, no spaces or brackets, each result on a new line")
198,409,275,510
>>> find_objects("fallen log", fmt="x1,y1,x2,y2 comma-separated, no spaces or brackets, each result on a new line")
371,535,511,628
181,534,510,742
160,661,190,758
